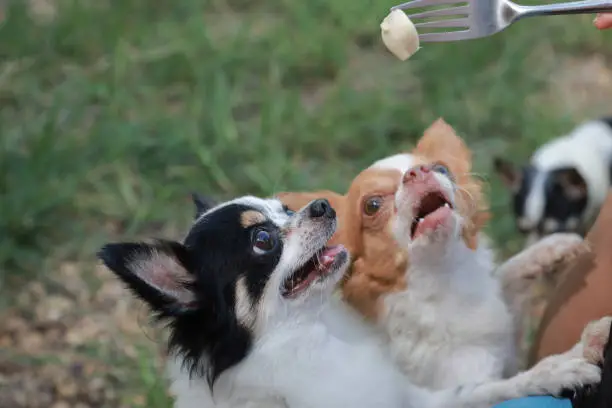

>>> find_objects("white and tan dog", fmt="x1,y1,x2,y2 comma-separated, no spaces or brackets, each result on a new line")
279,119,610,397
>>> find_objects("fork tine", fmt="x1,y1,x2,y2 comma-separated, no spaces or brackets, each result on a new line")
418,30,473,43
391,0,464,11
415,18,469,28
407,5,469,19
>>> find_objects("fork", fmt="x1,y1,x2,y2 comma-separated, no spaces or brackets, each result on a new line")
390,0,612,43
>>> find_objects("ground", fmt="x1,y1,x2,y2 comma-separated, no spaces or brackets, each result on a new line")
1,0,611,407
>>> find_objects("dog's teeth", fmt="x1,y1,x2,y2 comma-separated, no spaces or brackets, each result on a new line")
418,218,424,223
321,255,334,266
444,203,450,208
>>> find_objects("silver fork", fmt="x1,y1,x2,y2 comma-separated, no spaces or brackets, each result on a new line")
390,0,612,43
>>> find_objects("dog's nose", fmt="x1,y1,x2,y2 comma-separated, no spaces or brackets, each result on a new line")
403,165,431,184
309,199,335,219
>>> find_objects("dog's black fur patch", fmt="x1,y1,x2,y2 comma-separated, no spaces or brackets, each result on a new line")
511,164,537,233
98,201,284,386
539,167,588,233
98,240,195,315
191,192,216,219
504,163,588,236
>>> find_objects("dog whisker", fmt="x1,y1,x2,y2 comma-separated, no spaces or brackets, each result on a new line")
462,172,490,183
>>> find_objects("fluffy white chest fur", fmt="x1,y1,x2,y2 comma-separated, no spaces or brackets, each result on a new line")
168,246,601,408
383,234,516,389
165,238,600,408
169,299,425,408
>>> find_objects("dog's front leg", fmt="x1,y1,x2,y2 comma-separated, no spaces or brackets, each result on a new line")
442,317,611,408
497,233,588,318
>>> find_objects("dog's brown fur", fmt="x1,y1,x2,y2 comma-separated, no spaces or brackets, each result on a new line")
278,119,489,319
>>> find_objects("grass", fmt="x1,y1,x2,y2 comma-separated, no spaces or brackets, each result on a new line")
0,0,610,406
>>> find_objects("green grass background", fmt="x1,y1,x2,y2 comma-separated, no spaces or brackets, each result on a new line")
1,0,610,406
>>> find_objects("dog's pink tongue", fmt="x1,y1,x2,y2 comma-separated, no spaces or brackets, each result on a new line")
320,245,344,267
413,206,452,240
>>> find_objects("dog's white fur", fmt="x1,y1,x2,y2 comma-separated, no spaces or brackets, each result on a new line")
169,298,433,408
165,196,602,408
384,233,514,386
168,295,602,408
387,154,517,387
384,154,607,397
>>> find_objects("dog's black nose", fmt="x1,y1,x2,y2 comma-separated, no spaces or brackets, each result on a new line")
309,199,335,219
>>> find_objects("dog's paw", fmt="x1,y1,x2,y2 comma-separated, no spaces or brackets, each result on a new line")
540,233,589,269
529,357,601,396
521,233,588,280
581,316,612,365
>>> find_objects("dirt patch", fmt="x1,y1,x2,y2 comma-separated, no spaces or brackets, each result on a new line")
27,0,57,22
545,54,612,119
0,262,168,408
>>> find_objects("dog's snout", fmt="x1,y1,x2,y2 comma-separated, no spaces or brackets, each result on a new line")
403,165,432,184
309,199,335,219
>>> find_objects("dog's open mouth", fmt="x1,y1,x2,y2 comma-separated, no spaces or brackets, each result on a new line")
281,245,346,298
410,191,453,239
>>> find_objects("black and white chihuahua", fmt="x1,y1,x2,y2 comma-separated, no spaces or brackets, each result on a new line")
98,195,605,408
494,117,612,246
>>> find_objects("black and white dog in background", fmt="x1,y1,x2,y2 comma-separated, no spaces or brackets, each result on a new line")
494,117,612,246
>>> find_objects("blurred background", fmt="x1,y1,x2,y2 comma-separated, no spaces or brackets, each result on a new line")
0,0,610,406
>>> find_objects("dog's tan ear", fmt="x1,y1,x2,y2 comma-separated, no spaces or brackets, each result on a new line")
414,118,471,176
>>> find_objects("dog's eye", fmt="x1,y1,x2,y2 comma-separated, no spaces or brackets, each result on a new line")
364,196,383,216
432,163,452,177
282,205,295,216
253,229,276,254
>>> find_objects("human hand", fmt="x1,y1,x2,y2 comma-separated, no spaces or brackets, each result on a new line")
594,13,612,30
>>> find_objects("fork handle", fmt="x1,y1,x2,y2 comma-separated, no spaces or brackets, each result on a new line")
517,0,612,19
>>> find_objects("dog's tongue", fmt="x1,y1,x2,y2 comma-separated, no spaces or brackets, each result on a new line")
413,206,453,240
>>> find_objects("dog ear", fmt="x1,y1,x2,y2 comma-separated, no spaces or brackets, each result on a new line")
414,118,472,176
97,240,197,315
493,157,520,189
192,192,216,219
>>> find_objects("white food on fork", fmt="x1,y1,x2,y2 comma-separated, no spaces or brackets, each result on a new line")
389,0,612,43
381,9,420,60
